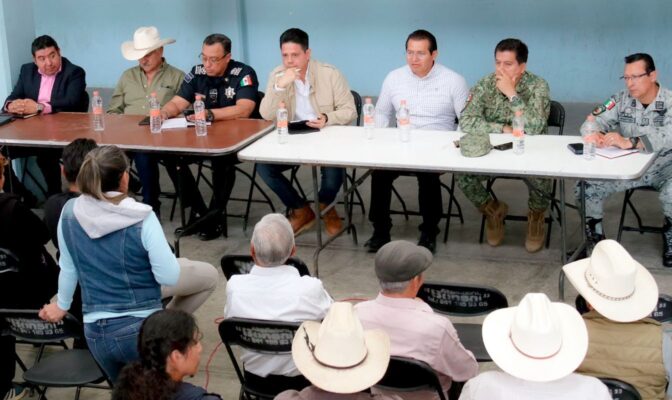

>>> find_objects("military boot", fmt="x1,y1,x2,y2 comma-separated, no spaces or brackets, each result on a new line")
525,209,546,253
479,199,508,246
569,218,605,260
663,218,672,268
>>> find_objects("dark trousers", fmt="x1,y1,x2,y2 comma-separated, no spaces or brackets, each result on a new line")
369,170,442,236
2,146,62,198
257,164,344,209
131,152,180,213
244,370,310,396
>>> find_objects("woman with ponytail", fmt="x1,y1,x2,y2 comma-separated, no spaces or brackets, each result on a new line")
112,310,220,400
39,145,217,382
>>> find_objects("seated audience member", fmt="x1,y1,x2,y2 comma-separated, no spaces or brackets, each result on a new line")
39,145,216,382
276,302,395,399
355,240,477,399
0,153,59,400
43,138,98,249
459,293,611,400
3,34,88,198
224,213,332,394
112,309,221,400
563,240,670,400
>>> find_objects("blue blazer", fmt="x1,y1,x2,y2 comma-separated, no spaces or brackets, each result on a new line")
4,57,88,113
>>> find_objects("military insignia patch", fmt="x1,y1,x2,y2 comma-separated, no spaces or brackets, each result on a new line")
631,99,636,107
592,98,616,116
184,72,194,83
656,101,664,110
209,89,218,103
195,65,207,75
230,67,243,76
225,87,236,99
240,75,254,87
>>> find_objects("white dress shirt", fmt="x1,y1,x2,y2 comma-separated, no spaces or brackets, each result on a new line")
458,371,612,400
293,69,318,121
224,265,333,377
375,63,469,131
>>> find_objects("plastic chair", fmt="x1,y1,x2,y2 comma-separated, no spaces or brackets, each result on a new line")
220,254,310,281
418,281,508,316
218,317,304,400
576,294,672,323
375,356,447,400
599,378,642,400
0,309,110,400
477,100,566,248
616,186,664,242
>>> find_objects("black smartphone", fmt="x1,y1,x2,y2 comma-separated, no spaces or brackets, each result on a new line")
567,143,583,155
493,142,513,151
288,120,320,134
138,116,150,126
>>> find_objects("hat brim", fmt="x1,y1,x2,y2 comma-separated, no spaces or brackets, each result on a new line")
121,38,175,60
482,302,588,382
562,258,658,322
292,321,390,394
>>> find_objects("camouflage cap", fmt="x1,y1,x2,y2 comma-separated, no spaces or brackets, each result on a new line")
459,132,492,157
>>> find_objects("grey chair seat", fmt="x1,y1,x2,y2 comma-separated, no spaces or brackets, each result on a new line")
23,349,105,387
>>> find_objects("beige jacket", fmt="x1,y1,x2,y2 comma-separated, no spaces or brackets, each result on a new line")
259,59,356,126
577,310,667,400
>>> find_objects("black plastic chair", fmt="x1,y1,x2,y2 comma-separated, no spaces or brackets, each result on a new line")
0,309,110,400
576,294,672,323
599,378,642,400
616,186,664,242
476,100,566,248
220,254,310,281
375,356,447,400
218,317,304,400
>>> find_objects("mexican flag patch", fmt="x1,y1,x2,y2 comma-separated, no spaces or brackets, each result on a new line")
240,75,253,87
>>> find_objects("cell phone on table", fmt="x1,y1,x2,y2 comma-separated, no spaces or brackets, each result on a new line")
288,120,320,134
567,143,583,155
493,142,513,151
138,116,150,126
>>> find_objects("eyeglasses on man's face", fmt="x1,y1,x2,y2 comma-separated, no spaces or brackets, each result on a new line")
199,53,228,65
620,72,650,82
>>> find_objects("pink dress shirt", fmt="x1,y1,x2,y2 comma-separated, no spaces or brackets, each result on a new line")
355,294,479,400
36,66,61,114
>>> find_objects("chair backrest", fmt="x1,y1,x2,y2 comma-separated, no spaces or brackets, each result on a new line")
0,309,82,343
548,100,566,136
417,281,508,316
220,254,310,281
351,90,363,126
375,356,447,400
599,378,642,400
0,247,20,273
576,294,672,323
250,90,265,119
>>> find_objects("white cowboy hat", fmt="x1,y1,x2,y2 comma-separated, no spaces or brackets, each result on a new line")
563,239,658,322
121,26,175,60
483,293,588,382
292,302,390,394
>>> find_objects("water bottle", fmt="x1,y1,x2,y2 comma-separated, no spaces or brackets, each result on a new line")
149,92,161,134
363,97,375,140
194,95,207,137
512,109,525,155
277,101,289,144
92,91,104,131
397,99,411,142
580,115,599,160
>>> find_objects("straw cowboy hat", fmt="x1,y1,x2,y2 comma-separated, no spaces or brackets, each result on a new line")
121,26,175,60
292,302,390,394
563,239,658,322
483,293,588,382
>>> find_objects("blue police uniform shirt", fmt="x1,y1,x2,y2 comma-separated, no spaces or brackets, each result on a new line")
177,60,258,109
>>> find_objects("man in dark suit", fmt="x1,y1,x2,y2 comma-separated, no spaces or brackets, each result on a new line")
2,35,88,200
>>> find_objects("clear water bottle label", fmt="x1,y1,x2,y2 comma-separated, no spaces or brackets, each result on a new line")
195,111,205,120
512,128,524,137
398,118,410,127
93,106,103,115
277,120,288,128
150,109,160,117
364,115,374,125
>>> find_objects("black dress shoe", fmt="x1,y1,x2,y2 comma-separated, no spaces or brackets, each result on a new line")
198,223,224,241
417,233,437,254
364,233,390,253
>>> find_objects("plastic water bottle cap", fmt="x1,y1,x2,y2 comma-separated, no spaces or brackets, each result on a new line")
196,95,202,100
279,101,286,108
93,91,99,96
365,98,372,104
151,92,157,97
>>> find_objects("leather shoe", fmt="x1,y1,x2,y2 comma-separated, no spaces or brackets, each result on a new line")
320,203,342,236
364,233,390,253
417,232,437,254
288,205,316,236
198,223,224,241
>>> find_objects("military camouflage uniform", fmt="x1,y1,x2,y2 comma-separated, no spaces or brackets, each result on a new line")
457,71,552,210
580,85,672,220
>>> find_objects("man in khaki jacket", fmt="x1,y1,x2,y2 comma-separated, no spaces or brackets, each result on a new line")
258,28,356,237
563,240,669,400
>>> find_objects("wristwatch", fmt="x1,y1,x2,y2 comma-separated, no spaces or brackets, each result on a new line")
629,137,639,148
206,109,214,122
37,103,44,114
509,95,520,103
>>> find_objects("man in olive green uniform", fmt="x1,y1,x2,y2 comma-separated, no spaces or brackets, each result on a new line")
457,38,551,253
107,26,184,214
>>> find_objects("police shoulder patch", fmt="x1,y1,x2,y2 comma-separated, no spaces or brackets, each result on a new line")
184,72,194,83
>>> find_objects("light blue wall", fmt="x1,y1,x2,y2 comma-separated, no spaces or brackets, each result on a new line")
0,0,36,101
1,0,668,102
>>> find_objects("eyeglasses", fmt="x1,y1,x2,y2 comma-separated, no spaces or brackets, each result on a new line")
199,53,228,65
406,50,430,59
620,72,650,82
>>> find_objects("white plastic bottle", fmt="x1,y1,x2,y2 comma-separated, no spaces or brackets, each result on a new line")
512,109,525,155
149,92,161,134
397,99,411,142
363,97,375,140
92,90,104,131
277,101,289,144
580,115,599,160
194,95,207,137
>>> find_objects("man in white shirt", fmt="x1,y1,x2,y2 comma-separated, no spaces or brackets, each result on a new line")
365,30,469,254
224,213,333,394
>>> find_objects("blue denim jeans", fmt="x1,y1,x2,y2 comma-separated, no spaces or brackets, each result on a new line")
257,164,344,209
84,316,144,382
